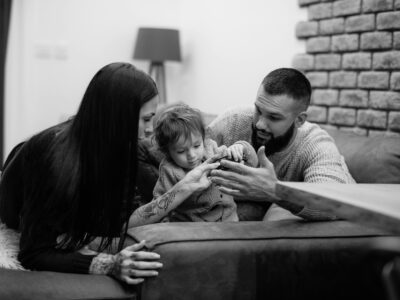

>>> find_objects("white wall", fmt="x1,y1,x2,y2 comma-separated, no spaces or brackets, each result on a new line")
5,0,306,158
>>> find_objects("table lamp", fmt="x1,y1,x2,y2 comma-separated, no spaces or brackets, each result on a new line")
133,27,181,104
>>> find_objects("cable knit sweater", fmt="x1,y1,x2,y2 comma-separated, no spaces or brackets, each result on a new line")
207,107,355,220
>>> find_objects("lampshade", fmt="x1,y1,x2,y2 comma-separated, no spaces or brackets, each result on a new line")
133,27,181,63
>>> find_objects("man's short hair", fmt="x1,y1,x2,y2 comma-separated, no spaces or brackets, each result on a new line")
261,68,311,109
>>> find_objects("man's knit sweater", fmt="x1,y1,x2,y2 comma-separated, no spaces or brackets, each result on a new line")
207,107,355,220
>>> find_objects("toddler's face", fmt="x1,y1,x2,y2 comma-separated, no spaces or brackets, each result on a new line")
168,132,205,170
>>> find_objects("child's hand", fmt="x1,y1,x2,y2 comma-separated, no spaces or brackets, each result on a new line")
228,144,244,162
215,145,229,157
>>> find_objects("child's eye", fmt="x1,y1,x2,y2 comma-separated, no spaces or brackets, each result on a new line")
194,144,200,148
177,150,185,154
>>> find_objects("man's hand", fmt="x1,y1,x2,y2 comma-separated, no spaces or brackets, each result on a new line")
210,146,279,202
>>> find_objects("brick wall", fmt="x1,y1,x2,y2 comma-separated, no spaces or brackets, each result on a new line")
293,0,400,137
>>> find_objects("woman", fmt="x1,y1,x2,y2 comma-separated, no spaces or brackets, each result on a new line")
0,62,219,284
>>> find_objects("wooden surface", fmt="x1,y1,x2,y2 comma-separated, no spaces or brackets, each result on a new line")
276,182,400,235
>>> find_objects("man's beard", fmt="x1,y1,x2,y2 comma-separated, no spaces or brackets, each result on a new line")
251,123,295,156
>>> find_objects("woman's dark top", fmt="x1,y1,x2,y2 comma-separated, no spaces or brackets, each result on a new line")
0,122,96,273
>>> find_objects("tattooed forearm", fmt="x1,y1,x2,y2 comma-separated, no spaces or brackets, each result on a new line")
137,190,179,219
137,201,158,218
157,190,177,210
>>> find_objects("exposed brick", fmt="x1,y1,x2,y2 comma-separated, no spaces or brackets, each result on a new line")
306,72,329,87
343,53,371,70
296,21,319,38
373,51,400,70
389,111,400,131
357,109,387,129
292,54,315,71
328,107,356,125
312,89,339,105
307,105,328,123
345,15,375,32
377,12,400,30
395,32,400,49
358,72,389,89
391,72,400,90
369,129,400,137
370,91,400,110
363,0,393,12
308,3,333,20
360,32,392,50
331,34,359,52
306,37,331,53
330,71,357,88
339,126,368,136
299,0,321,6
333,0,361,16
315,54,341,70
320,18,345,35
339,89,369,107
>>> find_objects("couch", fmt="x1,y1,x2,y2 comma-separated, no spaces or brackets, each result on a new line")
0,126,399,300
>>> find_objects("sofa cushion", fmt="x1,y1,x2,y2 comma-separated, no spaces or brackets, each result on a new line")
127,220,395,300
327,129,400,183
0,268,136,300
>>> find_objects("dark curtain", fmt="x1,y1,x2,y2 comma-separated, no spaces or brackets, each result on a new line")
0,0,13,166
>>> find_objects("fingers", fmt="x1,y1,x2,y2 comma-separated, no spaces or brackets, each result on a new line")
217,186,242,197
257,146,273,169
127,260,163,270
211,175,243,190
126,268,159,278
213,159,249,174
199,161,220,172
123,277,145,285
207,152,227,163
129,251,162,261
123,240,146,252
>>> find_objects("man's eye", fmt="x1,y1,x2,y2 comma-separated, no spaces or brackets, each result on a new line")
143,118,151,122
194,145,200,148
269,116,281,121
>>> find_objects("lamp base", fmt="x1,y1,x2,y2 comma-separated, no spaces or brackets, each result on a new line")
149,62,166,104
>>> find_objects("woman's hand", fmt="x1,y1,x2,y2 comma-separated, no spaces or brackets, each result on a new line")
181,156,221,193
111,240,162,285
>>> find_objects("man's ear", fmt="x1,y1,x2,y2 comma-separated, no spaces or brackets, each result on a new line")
295,111,307,128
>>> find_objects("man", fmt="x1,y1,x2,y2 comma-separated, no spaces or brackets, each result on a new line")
208,68,355,221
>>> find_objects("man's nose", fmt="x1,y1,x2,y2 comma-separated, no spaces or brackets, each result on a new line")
256,117,269,131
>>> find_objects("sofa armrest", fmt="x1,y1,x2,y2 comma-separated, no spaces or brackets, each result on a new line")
0,268,136,300
127,220,396,300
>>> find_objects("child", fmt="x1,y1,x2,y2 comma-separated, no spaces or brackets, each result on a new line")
153,104,257,222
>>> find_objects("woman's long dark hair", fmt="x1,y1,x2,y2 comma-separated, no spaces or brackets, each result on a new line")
25,63,157,251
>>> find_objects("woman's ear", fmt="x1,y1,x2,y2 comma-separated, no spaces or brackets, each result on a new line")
295,111,307,128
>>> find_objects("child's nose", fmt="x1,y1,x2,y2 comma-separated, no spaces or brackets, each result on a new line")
187,149,195,159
